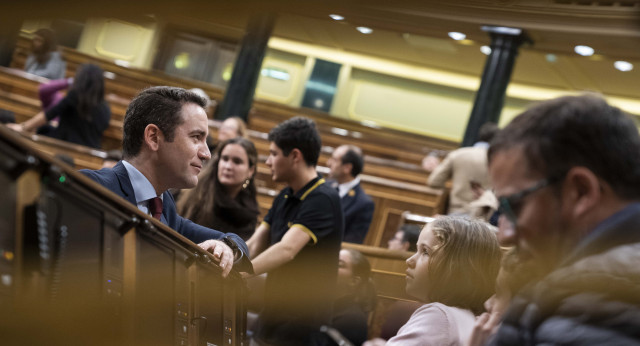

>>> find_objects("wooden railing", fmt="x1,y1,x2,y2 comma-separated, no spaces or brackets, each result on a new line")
0,125,247,345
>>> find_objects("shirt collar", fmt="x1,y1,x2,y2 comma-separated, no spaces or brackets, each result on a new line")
563,202,640,265
122,160,162,203
337,177,360,198
286,175,325,201
473,141,490,149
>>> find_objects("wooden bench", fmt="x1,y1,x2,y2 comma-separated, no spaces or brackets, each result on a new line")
0,78,430,187
11,35,458,165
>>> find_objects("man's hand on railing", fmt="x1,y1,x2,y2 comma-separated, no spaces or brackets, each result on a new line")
198,239,234,277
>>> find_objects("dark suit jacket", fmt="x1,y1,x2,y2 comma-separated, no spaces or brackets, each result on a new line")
341,182,375,244
80,161,252,272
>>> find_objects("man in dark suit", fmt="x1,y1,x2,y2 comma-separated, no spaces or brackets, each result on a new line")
81,86,250,276
327,144,375,243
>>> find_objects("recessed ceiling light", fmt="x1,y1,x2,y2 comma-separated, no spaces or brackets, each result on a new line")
356,26,373,34
329,14,344,21
481,26,522,35
574,45,594,56
546,54,557,63
448,32,466,41
614,61,633,72
480,46,492,55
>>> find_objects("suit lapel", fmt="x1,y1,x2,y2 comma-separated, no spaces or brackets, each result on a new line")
342,188,356,209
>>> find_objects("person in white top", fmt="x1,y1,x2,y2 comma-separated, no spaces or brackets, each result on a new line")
365,216,502,346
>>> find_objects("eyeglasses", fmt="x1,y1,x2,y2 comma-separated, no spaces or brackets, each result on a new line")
498,176,561,226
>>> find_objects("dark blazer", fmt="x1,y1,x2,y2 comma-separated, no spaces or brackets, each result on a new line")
80,161,252,272
341,182,375,244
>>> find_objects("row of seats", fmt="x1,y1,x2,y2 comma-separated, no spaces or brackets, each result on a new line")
0,64,449,248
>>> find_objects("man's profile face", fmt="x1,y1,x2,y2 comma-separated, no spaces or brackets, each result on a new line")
157,102,211,189
489,147,564,269
266,142,293,183
327,146,348,181
388,231,406,251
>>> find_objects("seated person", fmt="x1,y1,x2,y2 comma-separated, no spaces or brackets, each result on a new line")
8,64,110,149
177,137,259,240
24,28,66,80
365,216,501,345
80,86,251,276
332,248,377,346
326,145,375,243
427,123,498,214
387,224,420,252
206,116,247,153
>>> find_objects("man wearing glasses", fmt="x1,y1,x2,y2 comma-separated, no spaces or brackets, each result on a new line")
486,94,640,345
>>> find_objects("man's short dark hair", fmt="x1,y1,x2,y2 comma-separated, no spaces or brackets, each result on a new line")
122,86,207,158
400,224,421,252
478,122,499,142
340,145,364,177
489,94,640,200
268,116,321,166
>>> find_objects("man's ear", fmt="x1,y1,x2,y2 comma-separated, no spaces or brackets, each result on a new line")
290,148,303,164
143,124,162,152
401,241,411,251
563,167,601,219
342,162,353,177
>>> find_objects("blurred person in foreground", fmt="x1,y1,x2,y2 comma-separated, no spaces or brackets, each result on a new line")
484,94,640,345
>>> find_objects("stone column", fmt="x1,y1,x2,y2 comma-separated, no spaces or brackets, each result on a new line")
216,13,275,122
461,26,530,147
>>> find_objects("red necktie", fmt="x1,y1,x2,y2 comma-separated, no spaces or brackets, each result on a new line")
149,197,163,220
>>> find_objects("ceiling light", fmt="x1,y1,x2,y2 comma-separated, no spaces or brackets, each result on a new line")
545,54,557,63
356,26,373,34
448,32,466,41
614,61,633,72
481,26,522,35
329,14,344,21
574,45,594,56
480,45,492,55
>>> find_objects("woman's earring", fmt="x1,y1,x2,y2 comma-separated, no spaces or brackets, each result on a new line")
242,179,250,189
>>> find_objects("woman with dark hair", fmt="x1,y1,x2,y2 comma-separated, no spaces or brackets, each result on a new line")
8,63,110,149
177,137,259,240
24,28,66,80
365,216,502,346
331,248,377,345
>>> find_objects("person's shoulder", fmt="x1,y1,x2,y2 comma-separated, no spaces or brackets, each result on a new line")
308,181,340,201
80,166,118,186
452,146,486,157
413,302,458,320
49,51,63,60
354,183,374,202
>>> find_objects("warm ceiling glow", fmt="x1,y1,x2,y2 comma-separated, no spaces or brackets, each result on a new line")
357,26,373,34
574,45,594,56
480,46,491,55
448,32,466,41
614,61,633,72
329,14,344,21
